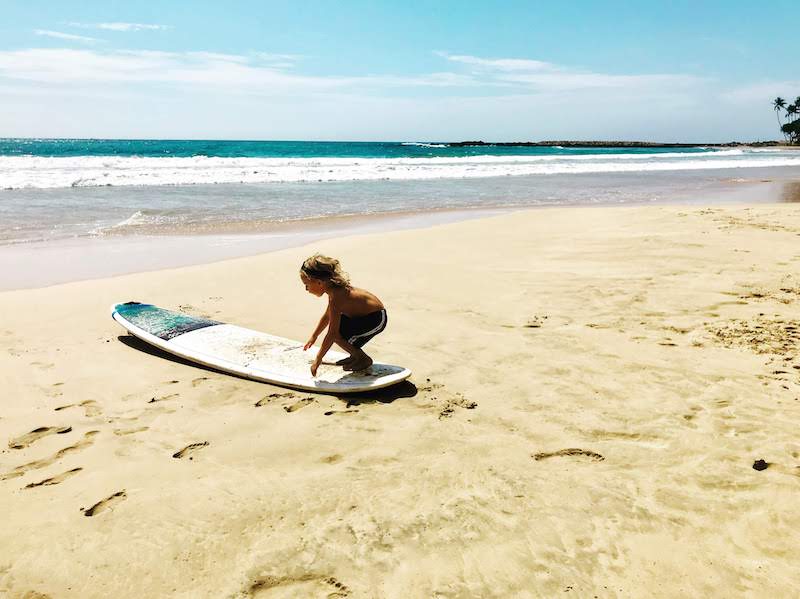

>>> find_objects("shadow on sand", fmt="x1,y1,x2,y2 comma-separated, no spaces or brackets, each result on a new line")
335,380,418,407
118,334,221,375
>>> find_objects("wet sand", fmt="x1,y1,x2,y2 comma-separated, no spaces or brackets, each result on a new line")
5,167,800,291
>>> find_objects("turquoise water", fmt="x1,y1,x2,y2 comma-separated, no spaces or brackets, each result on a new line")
0,138,713,159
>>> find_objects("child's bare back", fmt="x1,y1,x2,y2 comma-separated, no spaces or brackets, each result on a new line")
328,285,384,317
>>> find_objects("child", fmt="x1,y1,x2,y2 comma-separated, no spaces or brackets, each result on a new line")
300,254,387,376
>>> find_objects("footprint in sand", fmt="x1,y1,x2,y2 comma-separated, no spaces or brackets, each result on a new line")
284,398,315,412
191,377,210,387
172,441,209,459
113,426,149,436
83,490,126,517
147,393,179,404
255,392,297,407
78,400,102,417
682,406,704,427
533,448,605,461
247,574,350,598
0,431,99,481
8,426,72,449
438,394,477,419
323,410,359,416
30,361,54,370
523,315,549,328
45,382,65,398
54,400,102,417
417,380,477,419
418,381,444,393
25,467,83,489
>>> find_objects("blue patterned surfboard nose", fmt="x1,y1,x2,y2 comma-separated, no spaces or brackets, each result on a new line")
113,303,220,341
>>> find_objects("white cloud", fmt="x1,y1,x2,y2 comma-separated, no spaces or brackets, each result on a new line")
497,71,700,92
437,52,703,92
0,48,481,92
437,52,555,72
34,30,100,44
254,53,304,62
67,22,171,32
253,53,304,70
0,48,705,97
185,51,250,64
370,72,480,88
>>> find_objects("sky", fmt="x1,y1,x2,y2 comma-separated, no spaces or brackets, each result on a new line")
1,0,798,142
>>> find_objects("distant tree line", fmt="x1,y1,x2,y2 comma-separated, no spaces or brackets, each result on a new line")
773,96,800,144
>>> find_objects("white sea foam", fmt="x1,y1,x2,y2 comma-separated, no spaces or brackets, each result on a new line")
401,142,448,148
110,210,149,228
2,149,800,190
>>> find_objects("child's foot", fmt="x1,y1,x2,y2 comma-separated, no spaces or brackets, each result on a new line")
344,355,373,372
335,355,356,366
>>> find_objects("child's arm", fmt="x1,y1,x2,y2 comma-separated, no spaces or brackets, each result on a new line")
310,305,342,376
304,309,330,350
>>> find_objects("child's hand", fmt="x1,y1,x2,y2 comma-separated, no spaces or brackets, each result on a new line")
304,337,316,351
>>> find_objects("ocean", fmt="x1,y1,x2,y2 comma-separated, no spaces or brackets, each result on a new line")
2,138,800,247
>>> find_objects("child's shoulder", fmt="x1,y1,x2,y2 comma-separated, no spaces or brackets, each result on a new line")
327,286,350,303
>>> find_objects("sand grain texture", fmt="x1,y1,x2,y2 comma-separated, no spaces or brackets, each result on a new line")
2,204,800,597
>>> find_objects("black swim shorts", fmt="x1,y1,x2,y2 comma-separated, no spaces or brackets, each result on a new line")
339,309,387,348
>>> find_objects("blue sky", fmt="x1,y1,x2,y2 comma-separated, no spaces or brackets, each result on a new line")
1,1,798,141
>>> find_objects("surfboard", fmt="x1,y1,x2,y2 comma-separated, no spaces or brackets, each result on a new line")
111,302,411,393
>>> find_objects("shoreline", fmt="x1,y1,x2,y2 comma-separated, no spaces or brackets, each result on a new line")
2,173,800,291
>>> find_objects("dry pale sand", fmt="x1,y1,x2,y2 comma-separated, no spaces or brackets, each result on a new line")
2,204,800,598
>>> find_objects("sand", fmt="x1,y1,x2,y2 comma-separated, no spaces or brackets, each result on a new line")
1,203,800,598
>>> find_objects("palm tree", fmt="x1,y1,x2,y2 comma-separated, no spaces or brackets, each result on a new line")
782,119,800,144
787,105,799,143
794,97,800,121
774,96,787,127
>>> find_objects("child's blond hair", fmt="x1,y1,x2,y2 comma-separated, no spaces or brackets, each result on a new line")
300,254,351,288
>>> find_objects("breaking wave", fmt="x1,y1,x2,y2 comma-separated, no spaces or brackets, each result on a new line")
2,148,800,190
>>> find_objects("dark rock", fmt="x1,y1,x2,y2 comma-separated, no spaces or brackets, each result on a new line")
446,140,784,149
752,459,769,471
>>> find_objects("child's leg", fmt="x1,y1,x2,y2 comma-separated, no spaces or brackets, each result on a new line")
343,352,372,371
334,337,366,362
334,338,372,370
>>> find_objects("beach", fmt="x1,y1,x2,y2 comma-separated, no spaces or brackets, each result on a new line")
2,200,800,597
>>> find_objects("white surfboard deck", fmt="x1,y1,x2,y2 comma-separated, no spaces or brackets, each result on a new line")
111,302,411,394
